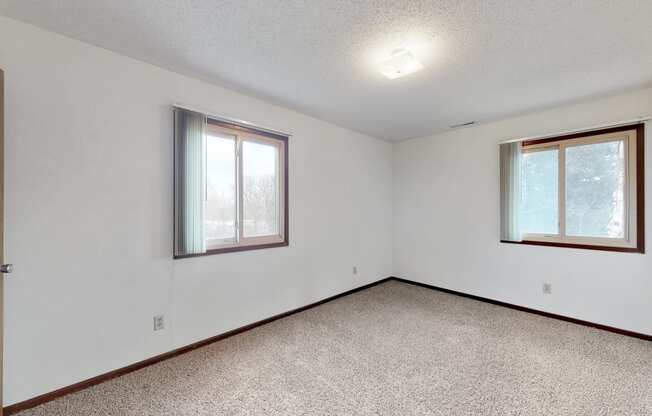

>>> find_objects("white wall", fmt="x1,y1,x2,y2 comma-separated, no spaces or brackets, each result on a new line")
4,12,652,409
0,17,393,406
394,87,652,337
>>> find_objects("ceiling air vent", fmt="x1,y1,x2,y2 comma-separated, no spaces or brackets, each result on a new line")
449,121,476,129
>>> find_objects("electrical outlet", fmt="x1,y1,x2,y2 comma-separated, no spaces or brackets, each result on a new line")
153,315,165,331
542,283,552,294
353,266,358,275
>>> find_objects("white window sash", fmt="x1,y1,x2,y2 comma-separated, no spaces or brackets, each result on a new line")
522,129,637,248
204,127,286,251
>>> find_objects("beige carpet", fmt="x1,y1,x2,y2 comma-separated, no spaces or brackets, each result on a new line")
17,280,652,415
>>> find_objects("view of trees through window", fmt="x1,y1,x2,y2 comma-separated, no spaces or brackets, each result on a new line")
565,140,625,238
242,140,279,237
204,132,280,244
205,133,236,241
520,148,559,235
520,139,626,239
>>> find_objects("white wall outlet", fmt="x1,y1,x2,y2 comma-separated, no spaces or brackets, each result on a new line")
153,315,165,331
542,283,552,294
353,266,358,275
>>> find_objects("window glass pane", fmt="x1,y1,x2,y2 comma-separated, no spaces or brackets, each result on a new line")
242,139,280,237
205,133,236,242
520,148,559,235
565,140,625,238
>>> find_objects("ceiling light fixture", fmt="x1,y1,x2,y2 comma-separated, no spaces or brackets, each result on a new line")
379,48,424,80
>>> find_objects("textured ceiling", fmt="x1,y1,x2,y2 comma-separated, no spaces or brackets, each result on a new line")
1,1,652,141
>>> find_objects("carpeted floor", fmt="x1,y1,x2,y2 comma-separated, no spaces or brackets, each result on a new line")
17,280,652,415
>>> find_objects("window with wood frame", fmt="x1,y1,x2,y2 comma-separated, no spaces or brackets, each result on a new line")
500,124,644,253
174,107,289,258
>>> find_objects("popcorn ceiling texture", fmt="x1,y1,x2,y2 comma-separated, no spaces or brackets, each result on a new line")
17,280,652,415
1,1,652,141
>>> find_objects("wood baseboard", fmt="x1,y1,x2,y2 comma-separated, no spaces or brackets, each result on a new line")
5,275,650,414
391,277,652,342
3,277,392,415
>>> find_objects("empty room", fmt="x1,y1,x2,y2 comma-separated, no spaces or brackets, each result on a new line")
0,1,651,415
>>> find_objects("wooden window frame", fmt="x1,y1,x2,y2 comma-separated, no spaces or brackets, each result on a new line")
174,118,289,259
502,123,645,253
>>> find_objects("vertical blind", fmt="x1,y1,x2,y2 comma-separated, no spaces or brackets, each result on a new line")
499,141,522,242
174,108,207,256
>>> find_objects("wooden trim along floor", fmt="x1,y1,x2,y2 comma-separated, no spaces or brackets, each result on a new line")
4,278,392,415
392,278,652,342
5,276,652,414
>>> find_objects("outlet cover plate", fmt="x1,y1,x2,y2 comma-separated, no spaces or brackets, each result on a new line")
153,315,165,331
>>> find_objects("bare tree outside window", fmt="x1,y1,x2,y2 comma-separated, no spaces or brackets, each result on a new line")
243,174,277,236
242,139,279,237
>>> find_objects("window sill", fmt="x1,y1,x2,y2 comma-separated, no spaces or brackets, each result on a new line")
174,241,289,259
500,239,644,254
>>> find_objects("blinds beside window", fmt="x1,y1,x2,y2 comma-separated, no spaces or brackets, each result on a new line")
500,142,522,242
174,108,207,256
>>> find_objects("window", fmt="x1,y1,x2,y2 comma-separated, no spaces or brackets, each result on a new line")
174,108,288,258
501,124,644,253
521,147,559,235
